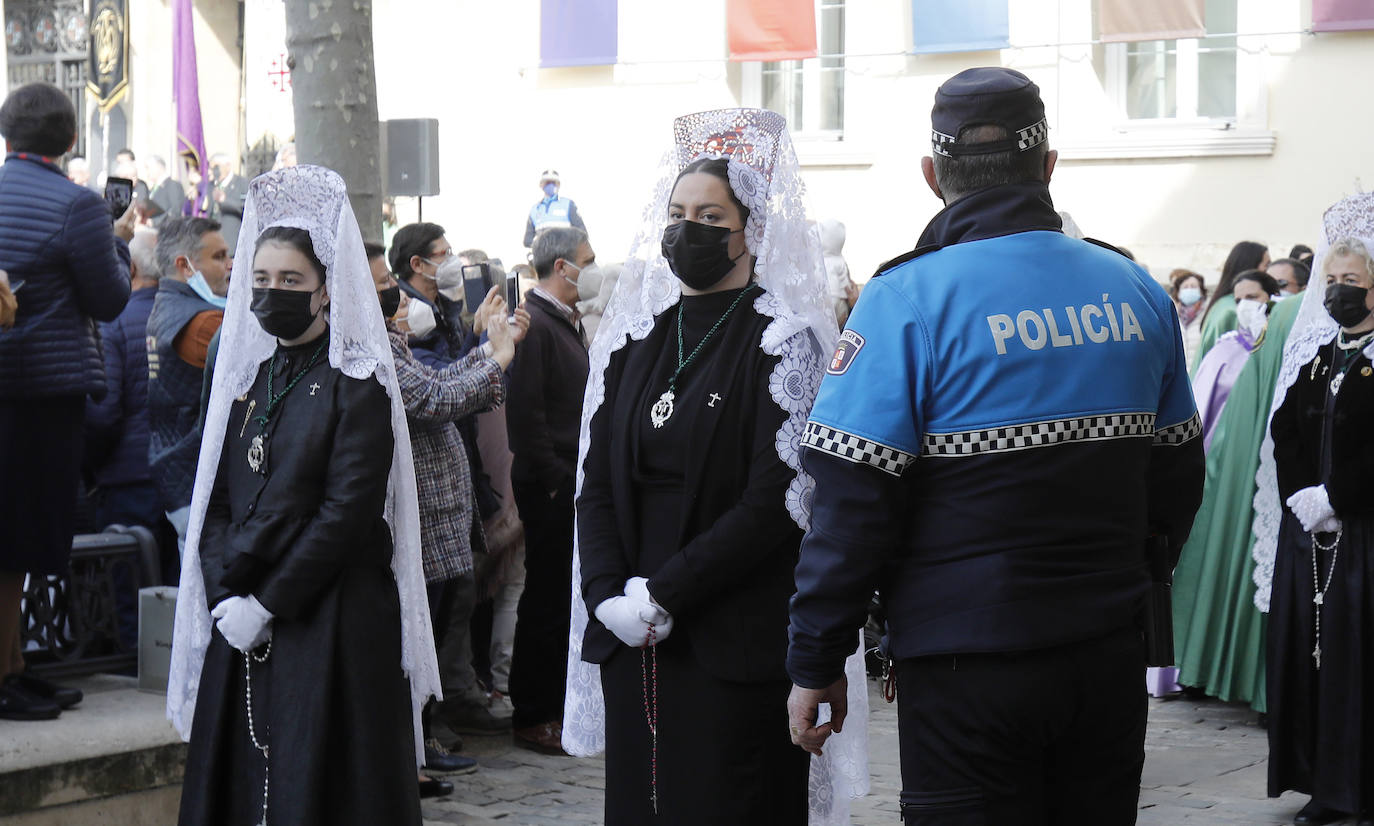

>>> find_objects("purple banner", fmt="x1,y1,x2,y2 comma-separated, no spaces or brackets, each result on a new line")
911,0,1009,54
541,0,617,68
1313,0,1374,31
172,0,208,216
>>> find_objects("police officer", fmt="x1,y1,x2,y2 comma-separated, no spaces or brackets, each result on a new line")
522,169,587,248
785,67,1205,824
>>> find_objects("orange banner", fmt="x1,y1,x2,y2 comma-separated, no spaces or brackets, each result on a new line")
1099,0,1206,43
727,0,818,61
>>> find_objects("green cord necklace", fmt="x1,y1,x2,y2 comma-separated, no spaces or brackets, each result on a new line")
246,337,329,474
649,283,758,429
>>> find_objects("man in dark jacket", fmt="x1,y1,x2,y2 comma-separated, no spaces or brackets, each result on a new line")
0,82,134,719
209,153,248,250
86,229,170,564
505,225,592,753
146,216,229,555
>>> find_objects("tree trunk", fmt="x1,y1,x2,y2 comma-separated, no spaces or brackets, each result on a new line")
283,0,382,244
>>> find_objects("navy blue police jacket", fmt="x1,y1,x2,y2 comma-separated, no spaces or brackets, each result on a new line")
786,182,1205,689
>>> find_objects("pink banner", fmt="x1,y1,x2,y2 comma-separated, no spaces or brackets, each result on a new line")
1099,0,1205,43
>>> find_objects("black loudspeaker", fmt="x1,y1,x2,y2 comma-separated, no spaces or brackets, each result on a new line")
382,118,440,197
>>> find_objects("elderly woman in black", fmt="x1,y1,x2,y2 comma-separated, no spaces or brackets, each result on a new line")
1268,231,1374,826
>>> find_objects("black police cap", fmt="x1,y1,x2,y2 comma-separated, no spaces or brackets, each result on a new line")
931,67,1048,158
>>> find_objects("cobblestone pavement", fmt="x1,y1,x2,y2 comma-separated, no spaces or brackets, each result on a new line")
422,680,1327,825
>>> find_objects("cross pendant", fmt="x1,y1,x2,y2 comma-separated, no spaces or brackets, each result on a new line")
708,392,722,408
309,382,321,396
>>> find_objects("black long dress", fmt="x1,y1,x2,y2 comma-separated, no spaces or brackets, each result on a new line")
178,331,420,826
1268,338,1374,815
578,286,810,825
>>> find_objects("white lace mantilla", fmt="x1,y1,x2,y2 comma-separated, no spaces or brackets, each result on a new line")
166,166,440,765
1251,193,1374,611
562,110,866,822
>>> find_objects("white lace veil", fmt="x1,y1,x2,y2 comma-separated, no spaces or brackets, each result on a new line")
166,165,440,764
1251,191,1374,611
560,109,869,823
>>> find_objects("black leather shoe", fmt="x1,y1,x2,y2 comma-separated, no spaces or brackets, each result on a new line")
1294,799,1345,825
424,739,478,775
6,671,82,709
0,680,61,720
418,776,454,799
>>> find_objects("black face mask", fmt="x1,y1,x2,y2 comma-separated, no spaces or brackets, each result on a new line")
251,286,324,340
661,220,745,291
378,285,401,319
1324,283,1372,329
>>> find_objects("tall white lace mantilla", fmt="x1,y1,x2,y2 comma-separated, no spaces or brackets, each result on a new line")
165,166,440,765
560,109,868,824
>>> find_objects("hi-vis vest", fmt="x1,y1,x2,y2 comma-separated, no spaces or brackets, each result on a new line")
529,196,573,232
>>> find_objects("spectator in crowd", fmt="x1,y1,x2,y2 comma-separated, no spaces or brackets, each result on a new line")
85,228,166,648
86,228,171,570
818,218,855,327
369,241,528,789
576,261,620,344
66,154,89,186
1288,243,1314,265
390,222,472,365
147,217,229,555
271,141,296,170
523,169,587,248
143,155,185,228
1170,269,1208,367
0,82,134,720
505,225,592,753
0,271,15,328
115,147,149,205
1194,240,1270,372
1269,256,1311,296
209,153,248,250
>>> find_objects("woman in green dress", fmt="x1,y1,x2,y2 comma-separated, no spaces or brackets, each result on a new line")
1169,288,1301,710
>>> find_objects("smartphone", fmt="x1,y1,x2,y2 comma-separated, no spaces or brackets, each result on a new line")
505,271,520,314
461,263,491,311
104,176,134,219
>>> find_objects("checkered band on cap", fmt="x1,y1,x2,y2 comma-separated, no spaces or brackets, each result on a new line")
922,413,1157,458
931,129,958,157
1016,119,1049,151
803,422,917,477
1153,413,1202,446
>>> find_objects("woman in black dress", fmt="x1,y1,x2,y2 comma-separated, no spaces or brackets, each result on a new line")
1268,233,1374,826
170,166,439,826
566,109,861,825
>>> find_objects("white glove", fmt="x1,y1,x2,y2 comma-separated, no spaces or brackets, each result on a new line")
595,596,656,647
1286,485,1341,534
212,595,274,652
624,577,674,644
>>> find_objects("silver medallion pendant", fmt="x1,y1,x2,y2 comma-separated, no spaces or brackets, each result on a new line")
248,434,266,474
650,390,675,429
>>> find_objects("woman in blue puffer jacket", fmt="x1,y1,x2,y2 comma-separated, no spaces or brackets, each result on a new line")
0,82,136,720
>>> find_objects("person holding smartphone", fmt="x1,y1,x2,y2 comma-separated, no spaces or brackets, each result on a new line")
0,82,136,720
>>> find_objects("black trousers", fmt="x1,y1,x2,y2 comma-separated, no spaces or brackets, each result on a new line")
509,478,574,729
897,627,1146,825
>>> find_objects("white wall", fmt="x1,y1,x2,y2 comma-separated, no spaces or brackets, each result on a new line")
364,0,1373,288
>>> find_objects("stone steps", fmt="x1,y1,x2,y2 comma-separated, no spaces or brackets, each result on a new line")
0,674,185,823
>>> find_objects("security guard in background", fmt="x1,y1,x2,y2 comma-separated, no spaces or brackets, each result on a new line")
522,169,587,248
785,68,1205,824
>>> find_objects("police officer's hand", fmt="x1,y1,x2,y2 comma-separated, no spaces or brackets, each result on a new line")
787,677,847,756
